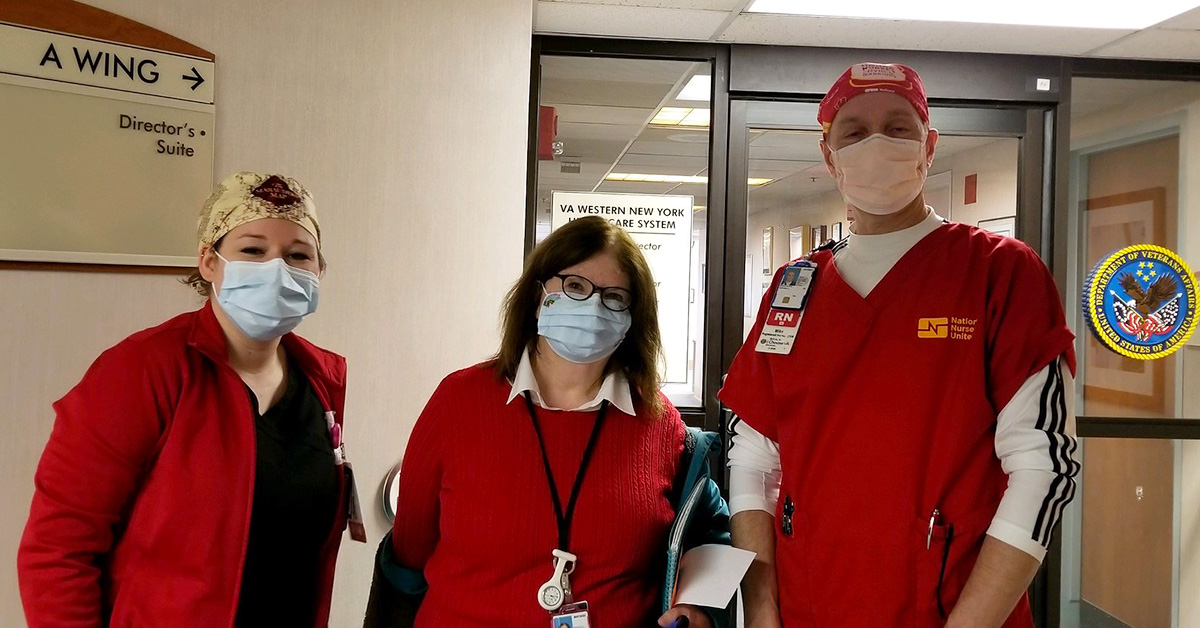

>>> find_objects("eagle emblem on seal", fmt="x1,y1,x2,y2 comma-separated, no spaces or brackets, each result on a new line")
1084,244,1197,360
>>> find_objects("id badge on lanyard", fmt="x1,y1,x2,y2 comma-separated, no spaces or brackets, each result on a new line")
550,602,590,628
524,393,605,627
756,260,816,355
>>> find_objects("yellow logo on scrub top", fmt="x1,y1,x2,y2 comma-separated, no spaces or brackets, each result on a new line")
917,317,949,338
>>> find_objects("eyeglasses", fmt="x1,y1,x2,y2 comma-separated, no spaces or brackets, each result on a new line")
546,274,634,312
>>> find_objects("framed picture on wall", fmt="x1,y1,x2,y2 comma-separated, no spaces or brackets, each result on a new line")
1081,187,1167,412
789,225,809,260
762,227,773,274
830,222,843,242
978,216,1015,238
811,224,826,251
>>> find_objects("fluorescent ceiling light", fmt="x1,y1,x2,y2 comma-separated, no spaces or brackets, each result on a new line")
607,173,707,184
677,75,711,102
607,173,773,186
745,0,1200,29
651,107,710,127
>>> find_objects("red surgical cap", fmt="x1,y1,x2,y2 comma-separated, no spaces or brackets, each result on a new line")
817,62,929,133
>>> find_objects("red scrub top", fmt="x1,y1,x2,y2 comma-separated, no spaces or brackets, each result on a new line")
720,223,1074,627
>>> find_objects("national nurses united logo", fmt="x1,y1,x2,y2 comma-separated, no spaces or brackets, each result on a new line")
1083,244,1198,360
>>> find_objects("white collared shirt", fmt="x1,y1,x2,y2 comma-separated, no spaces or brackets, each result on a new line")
506,349,636,415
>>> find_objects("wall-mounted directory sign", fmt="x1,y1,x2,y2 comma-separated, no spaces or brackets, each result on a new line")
0,9,215,266
551,191,694,384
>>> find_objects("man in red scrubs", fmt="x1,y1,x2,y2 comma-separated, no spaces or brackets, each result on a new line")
720,63,1078,628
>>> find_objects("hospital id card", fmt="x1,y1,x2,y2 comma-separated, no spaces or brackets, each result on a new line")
551,602,589,628
755,308,804,354
756,260,816,354
771,261,816,310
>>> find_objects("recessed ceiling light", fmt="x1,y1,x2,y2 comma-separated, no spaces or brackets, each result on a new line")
745,0,1200,29
677,75,711,102
607,173,773,186
651,107,710,128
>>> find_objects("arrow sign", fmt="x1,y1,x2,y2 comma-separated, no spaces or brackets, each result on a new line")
0,23,214,104
183,67,204,91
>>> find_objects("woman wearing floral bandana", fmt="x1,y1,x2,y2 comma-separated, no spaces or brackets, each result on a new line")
18,172,362,628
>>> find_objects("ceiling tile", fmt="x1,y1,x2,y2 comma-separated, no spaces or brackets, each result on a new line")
1087,28,1200,60
749,144,822,161
637,127,711,143
540,56,696,85
1070,77,1200,117
626,139,710,157
551,104,655,127
718,14,1134,56
557,121,644,142
1156,6,1200,29
536,2,731,39
541,79,672,108
665,182,708,198
618,153,709,169
540,0,744,9
608,162,703,175
597,181,682,194
748,158,822,175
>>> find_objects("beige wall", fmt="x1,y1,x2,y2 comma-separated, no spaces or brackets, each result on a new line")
933,139,1020,227
0,1,533,626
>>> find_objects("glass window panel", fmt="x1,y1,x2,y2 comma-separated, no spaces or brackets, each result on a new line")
1061,76,1200,628
1058,437,1195,628
1067,78,1200,422
535,55,710,407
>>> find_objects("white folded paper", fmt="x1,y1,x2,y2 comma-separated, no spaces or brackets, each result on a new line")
672,544,756,608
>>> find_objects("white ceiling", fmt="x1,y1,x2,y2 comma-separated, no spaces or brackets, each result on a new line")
534,0,1200,61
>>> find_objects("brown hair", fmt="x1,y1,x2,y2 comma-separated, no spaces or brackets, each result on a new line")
183,237,328,296
495,216,664,418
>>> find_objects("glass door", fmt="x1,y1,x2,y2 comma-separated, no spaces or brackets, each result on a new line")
1059,75,1200,628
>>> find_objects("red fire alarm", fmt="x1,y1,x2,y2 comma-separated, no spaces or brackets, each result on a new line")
538,106,558,161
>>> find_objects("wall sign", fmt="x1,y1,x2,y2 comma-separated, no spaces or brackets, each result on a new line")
550,191,694,384
0,10,215,266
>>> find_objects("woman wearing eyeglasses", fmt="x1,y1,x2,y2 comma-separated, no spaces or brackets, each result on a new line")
367,216,725,628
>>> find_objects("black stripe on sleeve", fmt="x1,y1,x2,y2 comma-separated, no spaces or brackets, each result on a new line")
1032,359,1080,547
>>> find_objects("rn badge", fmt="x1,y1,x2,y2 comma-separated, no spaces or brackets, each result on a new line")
1083,244,1197,359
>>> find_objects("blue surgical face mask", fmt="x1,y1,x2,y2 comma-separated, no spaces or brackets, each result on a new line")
537,291,632,364
215,252,320,341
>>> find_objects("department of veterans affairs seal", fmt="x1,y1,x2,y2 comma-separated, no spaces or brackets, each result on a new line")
1084,244,1198,360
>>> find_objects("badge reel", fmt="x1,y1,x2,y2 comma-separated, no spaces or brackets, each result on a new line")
538,549,577,611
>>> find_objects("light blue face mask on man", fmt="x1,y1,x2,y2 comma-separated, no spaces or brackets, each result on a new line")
215,253,320,341
537,291,632,364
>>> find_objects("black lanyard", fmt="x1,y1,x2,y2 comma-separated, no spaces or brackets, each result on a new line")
523,391,610,553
